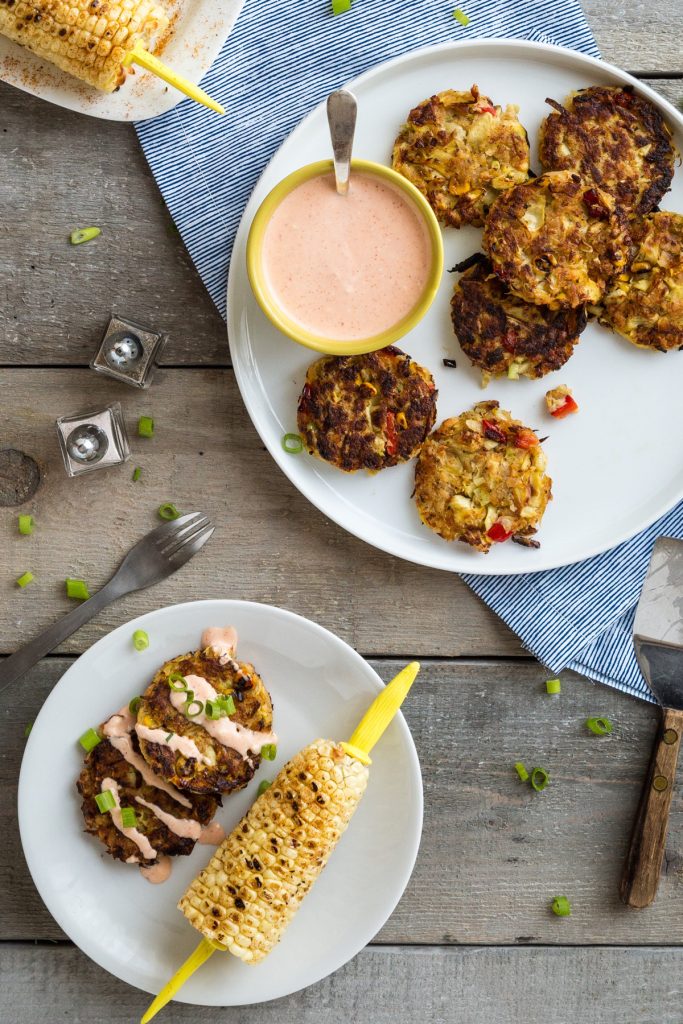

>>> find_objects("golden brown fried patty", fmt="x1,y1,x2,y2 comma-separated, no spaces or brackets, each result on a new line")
483,170,631,308
77,736,218,864
450,254,586,383
539,85,676,216
296,347,437,472
600,211,683,351
392,85,530,228
414,401,552,552
137,649,274,795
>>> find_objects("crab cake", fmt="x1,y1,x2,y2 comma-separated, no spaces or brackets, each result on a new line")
600,211,683,351
392,85,530,228
77,735,218,865
414,401,551,552
539,85,676,216
296,347,437,472
483,170,631,308
136,648,275,795
450,254,586,383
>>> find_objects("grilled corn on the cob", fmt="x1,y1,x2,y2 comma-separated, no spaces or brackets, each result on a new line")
178,739,369,963
0,0,169,92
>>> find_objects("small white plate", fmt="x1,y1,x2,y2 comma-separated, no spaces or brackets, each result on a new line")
18,600,422,1005
0,0,243,121
228,40,683,575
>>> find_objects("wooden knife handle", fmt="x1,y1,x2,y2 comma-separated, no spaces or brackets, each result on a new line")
620,706,683,908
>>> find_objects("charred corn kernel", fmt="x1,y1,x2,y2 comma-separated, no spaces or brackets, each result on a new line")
396,412,408,429
179,739,369,963
452,180,471,195
0,0,169,93
361,382,377,395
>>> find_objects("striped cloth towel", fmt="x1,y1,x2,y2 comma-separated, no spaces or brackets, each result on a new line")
136,0,682,704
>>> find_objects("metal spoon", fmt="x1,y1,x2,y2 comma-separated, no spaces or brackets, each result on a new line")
326,89,357,196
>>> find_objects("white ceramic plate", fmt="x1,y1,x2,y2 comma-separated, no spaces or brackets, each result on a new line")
0,0,243,121
18,600,422,1005
228,40,683,576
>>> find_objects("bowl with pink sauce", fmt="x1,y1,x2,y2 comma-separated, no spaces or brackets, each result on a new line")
246,159,444,355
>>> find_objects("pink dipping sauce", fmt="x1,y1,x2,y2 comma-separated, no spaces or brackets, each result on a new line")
262,172,432,341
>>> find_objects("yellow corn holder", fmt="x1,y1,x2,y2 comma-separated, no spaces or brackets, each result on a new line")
122,43,225,115
141,660,420,1023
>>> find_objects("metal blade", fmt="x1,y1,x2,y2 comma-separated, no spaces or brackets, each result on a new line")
633,537,683,708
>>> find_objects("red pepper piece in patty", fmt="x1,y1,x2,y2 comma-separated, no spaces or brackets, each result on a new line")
582,188,610,221
550,395,579,419
487,522,512,543
482,418,506,443
513,428,540,449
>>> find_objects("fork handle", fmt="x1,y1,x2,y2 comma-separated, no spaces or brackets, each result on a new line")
0,578,123,695
620,706,683,908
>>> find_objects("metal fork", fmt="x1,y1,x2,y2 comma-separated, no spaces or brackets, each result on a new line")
0,512,214,694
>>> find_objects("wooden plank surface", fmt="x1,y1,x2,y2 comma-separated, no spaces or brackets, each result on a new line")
7,657,682,946
0,368,521,658
2,943,683,1024
0,75,680,369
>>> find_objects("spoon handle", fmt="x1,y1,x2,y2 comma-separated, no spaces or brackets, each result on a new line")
327,89,357,195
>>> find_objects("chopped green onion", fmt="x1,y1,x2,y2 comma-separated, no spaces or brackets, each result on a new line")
514,761,529,782
128,696,142,715
216,694,235,717
530,766,550,792
138,416,155,438
545,678,561,694
16,571,34,588
24,722,33,738
168,672,188,691
165,731,174,742
70,226,101,245
132,467,142,482
551,896,572,917
18,515,34,536
158,502,180,521
120,807,138,829
205,699,222,720
257,780,272,796
182,689,195,704
586,716,612,735
331,0,352,12
261,743,277,761
453,7,470,25
281,433,304,454
79,727,102,752
66,578,90,601
133,629,149,652
95,790,116,813
185,699,204,718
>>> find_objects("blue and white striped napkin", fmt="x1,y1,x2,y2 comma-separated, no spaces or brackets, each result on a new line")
136,0,683,703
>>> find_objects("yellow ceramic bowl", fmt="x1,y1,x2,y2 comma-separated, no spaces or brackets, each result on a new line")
246,159,444,356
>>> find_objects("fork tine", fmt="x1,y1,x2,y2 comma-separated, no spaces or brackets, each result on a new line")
157,514,210,554
154,512,205,545
163,519,214,559
166,525,215,564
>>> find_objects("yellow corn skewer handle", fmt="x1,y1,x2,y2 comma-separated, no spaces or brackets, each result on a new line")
140,661,419,1023
122,43,225,115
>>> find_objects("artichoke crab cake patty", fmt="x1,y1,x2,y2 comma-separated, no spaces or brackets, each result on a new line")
77,736,218,864
539,85,676,216
450,254,586,383
296,347,437,472
414,401,552,552
600,211,683,351
483,170,631,308
392,85,530,228
137,648,274,795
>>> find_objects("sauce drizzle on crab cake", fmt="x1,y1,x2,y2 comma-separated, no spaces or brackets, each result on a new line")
450,254,586,384
483,170,631,309
296,347,437,472
414,402,552,552
392,85,531,228
135,635,276,795
539,85,676,216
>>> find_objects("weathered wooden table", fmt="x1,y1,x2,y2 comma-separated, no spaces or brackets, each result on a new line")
1,11,682,1022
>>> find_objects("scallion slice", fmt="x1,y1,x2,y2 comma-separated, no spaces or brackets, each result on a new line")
16,571,34,588
586,716,612,735
79,727,102,752
205,699,222,721
70,226,101,245
165,731,174,742
551,895,571,917
18,515,34,536
66,578,90,601
185,699,204,718
257,780,272,796
530,766,550,792
216,694,235,717
128,696,142,715
453,7,470,24
545,678,561,694
168,673,188,691
158,502,180,521
95,790,116,813
138,416,155,438
120,807,138,829
133,629,149,652
132,467,142,482
281,433,304,454
331,0,352,12
514,761,529,782
260,743,277,761
24,722,33,738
